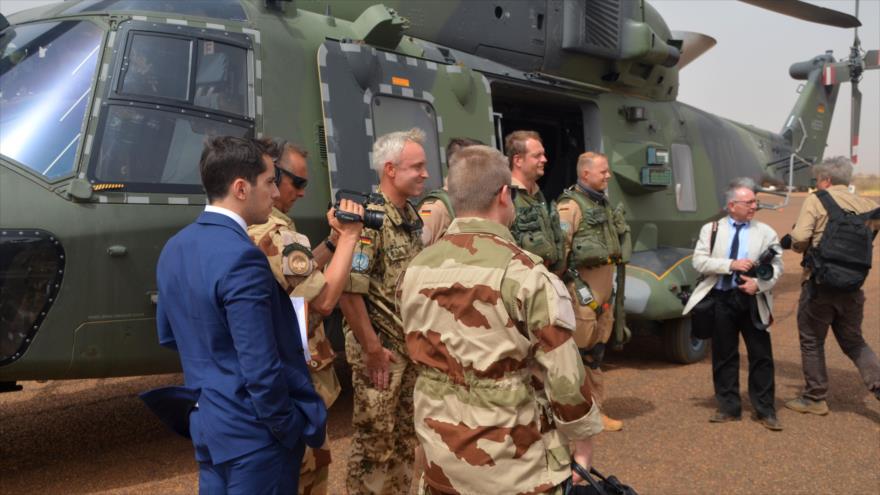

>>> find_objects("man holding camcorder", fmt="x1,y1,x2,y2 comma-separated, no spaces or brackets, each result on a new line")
246,140,365,494
338,128,427,494
683,178,784,431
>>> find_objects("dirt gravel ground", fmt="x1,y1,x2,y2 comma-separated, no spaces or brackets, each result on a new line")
1,194,878,494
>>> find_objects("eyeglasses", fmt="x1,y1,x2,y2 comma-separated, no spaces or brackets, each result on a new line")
732,199,757,206
275,166,308,189
497,184,517,203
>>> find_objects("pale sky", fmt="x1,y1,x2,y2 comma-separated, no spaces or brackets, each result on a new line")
652,0,879,175
3,0,878,174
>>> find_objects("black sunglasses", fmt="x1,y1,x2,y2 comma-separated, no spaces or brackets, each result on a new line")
272,139,309,189
275,166,308,189
498,184,517,203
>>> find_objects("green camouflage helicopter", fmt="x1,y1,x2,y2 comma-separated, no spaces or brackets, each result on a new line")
1,0,877,389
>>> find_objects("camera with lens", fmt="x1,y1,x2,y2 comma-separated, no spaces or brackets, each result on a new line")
735,246,780,285
333,189,385,230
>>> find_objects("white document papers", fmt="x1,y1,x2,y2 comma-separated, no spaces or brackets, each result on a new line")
289,296,311,362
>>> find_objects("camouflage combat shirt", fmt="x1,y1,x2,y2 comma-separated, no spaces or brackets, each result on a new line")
417,188,454,246
344,191,423,356
398,217,603,495
248,207,341,408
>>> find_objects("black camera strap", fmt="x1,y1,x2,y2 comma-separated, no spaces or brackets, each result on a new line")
400,201,424,234
710,221,718,253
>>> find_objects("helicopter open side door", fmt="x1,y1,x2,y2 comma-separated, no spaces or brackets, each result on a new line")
317,41,495,196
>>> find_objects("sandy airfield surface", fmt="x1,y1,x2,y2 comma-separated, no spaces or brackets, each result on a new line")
1,194,878,494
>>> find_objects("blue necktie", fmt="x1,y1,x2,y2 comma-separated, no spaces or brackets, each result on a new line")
724,223,745,288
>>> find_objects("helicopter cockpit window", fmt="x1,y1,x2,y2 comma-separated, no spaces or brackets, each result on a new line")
671,143,697,212
120,34,192,101
118,33,249,117
63,0,248,22
91,105,250,192
89,25,253,193
194,40,247,116
0,21,103,180
370,96,443,193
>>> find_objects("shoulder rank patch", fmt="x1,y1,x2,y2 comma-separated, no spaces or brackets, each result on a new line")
285,250,312,276
352,252,370,272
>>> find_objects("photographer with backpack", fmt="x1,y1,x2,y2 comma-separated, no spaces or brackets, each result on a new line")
783,157,880,415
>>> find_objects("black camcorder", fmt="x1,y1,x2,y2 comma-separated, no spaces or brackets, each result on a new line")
735,246,780,285
333,189,385,230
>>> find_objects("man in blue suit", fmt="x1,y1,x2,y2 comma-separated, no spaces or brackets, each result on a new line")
143,136,326,494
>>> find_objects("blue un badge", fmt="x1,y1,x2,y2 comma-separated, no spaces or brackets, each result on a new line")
352,252,370,273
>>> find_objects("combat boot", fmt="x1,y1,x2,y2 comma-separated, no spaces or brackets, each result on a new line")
784,397,829,416
602,414,623,432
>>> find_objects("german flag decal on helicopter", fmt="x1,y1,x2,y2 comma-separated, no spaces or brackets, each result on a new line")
822,64,836,86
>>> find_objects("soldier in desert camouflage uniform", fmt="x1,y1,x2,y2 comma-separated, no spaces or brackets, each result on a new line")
338,129,427,494
398,146,603,495
248,140,364,494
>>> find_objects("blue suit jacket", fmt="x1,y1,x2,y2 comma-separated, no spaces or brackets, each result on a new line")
146,211,326,464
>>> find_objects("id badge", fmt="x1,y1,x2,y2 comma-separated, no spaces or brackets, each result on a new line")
574,278,594,307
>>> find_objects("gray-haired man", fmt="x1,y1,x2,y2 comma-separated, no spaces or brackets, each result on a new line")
338,128,427,494
683,178,784,430
785,157,880,415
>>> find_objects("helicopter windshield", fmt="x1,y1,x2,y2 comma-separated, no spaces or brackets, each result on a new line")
85,26,254,193
0,21,103,180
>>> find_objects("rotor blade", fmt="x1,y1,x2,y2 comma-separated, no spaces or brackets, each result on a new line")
851,83,861,165
671,31,718,70
865,50,879,70
821,62,851,85
740,0,861,28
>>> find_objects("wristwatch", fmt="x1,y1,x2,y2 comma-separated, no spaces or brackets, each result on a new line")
324,237,336,252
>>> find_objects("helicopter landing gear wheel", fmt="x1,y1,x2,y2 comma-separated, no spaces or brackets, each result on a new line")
661,316,708,364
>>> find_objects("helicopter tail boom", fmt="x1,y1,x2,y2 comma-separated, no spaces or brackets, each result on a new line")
781,53,840,166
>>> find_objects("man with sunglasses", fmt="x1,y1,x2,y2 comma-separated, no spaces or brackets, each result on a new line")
338,128,427,494
556,152,631,432
398,145,602,494
247,140,365,494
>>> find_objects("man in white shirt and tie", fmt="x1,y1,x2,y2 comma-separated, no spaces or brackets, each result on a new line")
683,178,784,431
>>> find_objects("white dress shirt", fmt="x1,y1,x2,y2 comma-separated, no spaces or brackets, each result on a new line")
205,205,247,232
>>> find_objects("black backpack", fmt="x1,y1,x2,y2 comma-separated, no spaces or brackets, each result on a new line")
810,190,879,292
